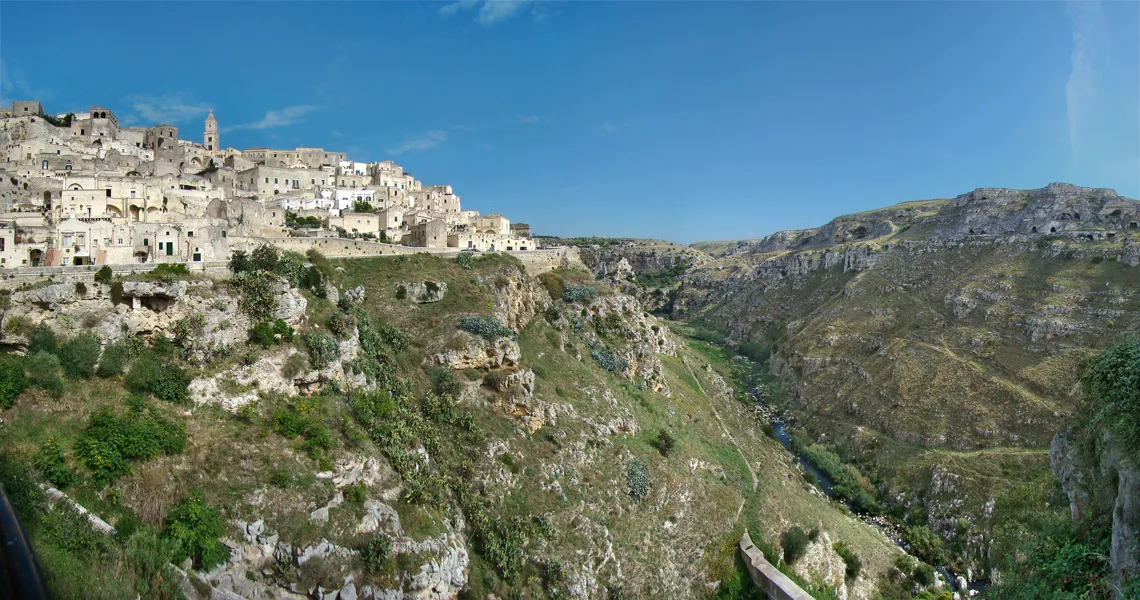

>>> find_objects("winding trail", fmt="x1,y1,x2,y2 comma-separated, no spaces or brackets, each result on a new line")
682,355,758,520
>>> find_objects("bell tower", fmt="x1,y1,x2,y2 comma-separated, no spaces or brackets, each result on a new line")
204,109,218,152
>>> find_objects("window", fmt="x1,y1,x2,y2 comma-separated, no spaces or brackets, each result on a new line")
187,231,194,237
143,239,149,246
41,160,48,169
117,239,123,245
221,230,226,238
106,189,112,197
274,178,278,184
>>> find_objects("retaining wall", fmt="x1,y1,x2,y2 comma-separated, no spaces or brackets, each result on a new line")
739,531,816,600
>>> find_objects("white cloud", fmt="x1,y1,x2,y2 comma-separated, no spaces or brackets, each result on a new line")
229,105,319,131
122,93,209,125
1065,0,1108,162
387,130,448,155
0,59,51,106
439,0,536,25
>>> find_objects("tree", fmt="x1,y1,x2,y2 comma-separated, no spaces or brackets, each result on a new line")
0,354,27,408
59,333,101,378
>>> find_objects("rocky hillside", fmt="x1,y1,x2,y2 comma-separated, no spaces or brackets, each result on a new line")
673,183,1140,576
0,251,913,600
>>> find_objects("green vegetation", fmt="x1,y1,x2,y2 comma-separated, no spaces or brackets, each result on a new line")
34,436,74,488
1079,338,1140,461
635,261,689,289
76,401,186,486
457,315,515,340
626,458,650,499
60,333,101,378
97,342,127,378
788,430,879,513
0,353,27,408
780,526,810,565
164,488,230,570
125,353,189,404
27,351,64,397
145,263,190,282
285,210,322,229
652,429,676,457
562,285,597,303
832,540,861,579
250,319,294,349
590,347,628,372
27,322,59,355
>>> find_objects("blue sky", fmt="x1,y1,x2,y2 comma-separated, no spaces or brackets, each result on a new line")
1,1,1137,243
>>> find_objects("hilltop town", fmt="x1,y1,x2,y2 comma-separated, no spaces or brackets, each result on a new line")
0,100,536,270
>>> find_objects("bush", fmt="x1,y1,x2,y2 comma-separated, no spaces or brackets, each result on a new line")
250,244,280,273
652,429,677,457
904,525,947,567
302,265,324,296
164,488,230,570
454,253,476,270
110,281,124,306
0,354,27,408
26,323,59,355
428,366,462,397
146,263,190,283
27,351,63,397
34,436,74,488
75,404,186,486
59,333,101,378
74,281,87,296
1080,339,1140,461
97,343,128,377
282,353,309,379
94,265,113,284
457,315,515,340
344,482,367,504
781,526,810,565
626,458,650,499
912,562,935,586
126,353,189,403
228,249,250,274
232,270,279,323
328,312,352,338
562,285,597,303
360,536,391,574
303,333,340,369
249,322,276,349
538,271,565,300
832,540,861,579
591,347,629,373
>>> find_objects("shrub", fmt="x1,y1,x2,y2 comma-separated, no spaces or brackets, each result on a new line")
302,265,324,296
74,281,87,296
328,312,352,338
228,249,250,274
344,482,367,504
94,265,113,284
626,458,650,499
304,333,340,369
904,525,947,566
75,404,186,486
164,488,230,570
543,306,561,324
912,562,935,586
231,270,279,323
41,499,104,557
428,366,462,397
110,281,124,306
0,354,27,408
250,244,280,273
457,315,515,340
59,333,101,378
27,351,63,397
360,536,391,574
395,285,407,300
249,322,276,349
126,353,189,403
832,540,861,579
1080,339,1140,460
96,344,127,376
562,285,597,303
538,271,565,300
652,429,677,457
454,253,476,270
781,526,810,565
147,263,190,282
26,323,59,355
35,436,74,488
591,347,629,373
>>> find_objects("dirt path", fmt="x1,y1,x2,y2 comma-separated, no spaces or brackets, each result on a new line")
682,355,758,520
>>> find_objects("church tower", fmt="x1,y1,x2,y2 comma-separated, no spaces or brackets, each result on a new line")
204,109,218,152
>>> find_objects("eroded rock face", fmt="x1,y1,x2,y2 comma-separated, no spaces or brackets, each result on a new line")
576,293,676,392
397,281,447,303
485,267,549,331
427,331,520,370
1052,429,1140,597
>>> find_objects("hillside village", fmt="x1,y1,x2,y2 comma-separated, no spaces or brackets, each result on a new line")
0,100,537,270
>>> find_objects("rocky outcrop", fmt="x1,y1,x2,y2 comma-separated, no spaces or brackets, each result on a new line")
397,281,447,303
1051,429,1140,597
427,331,520,371
485,267,549,332
577,293,677,392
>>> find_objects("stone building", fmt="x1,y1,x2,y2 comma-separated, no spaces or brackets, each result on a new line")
204,109,219,152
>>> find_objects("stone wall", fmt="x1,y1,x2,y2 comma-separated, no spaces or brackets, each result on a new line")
229,236,582,274
0,261,229,291
739,531,815,600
